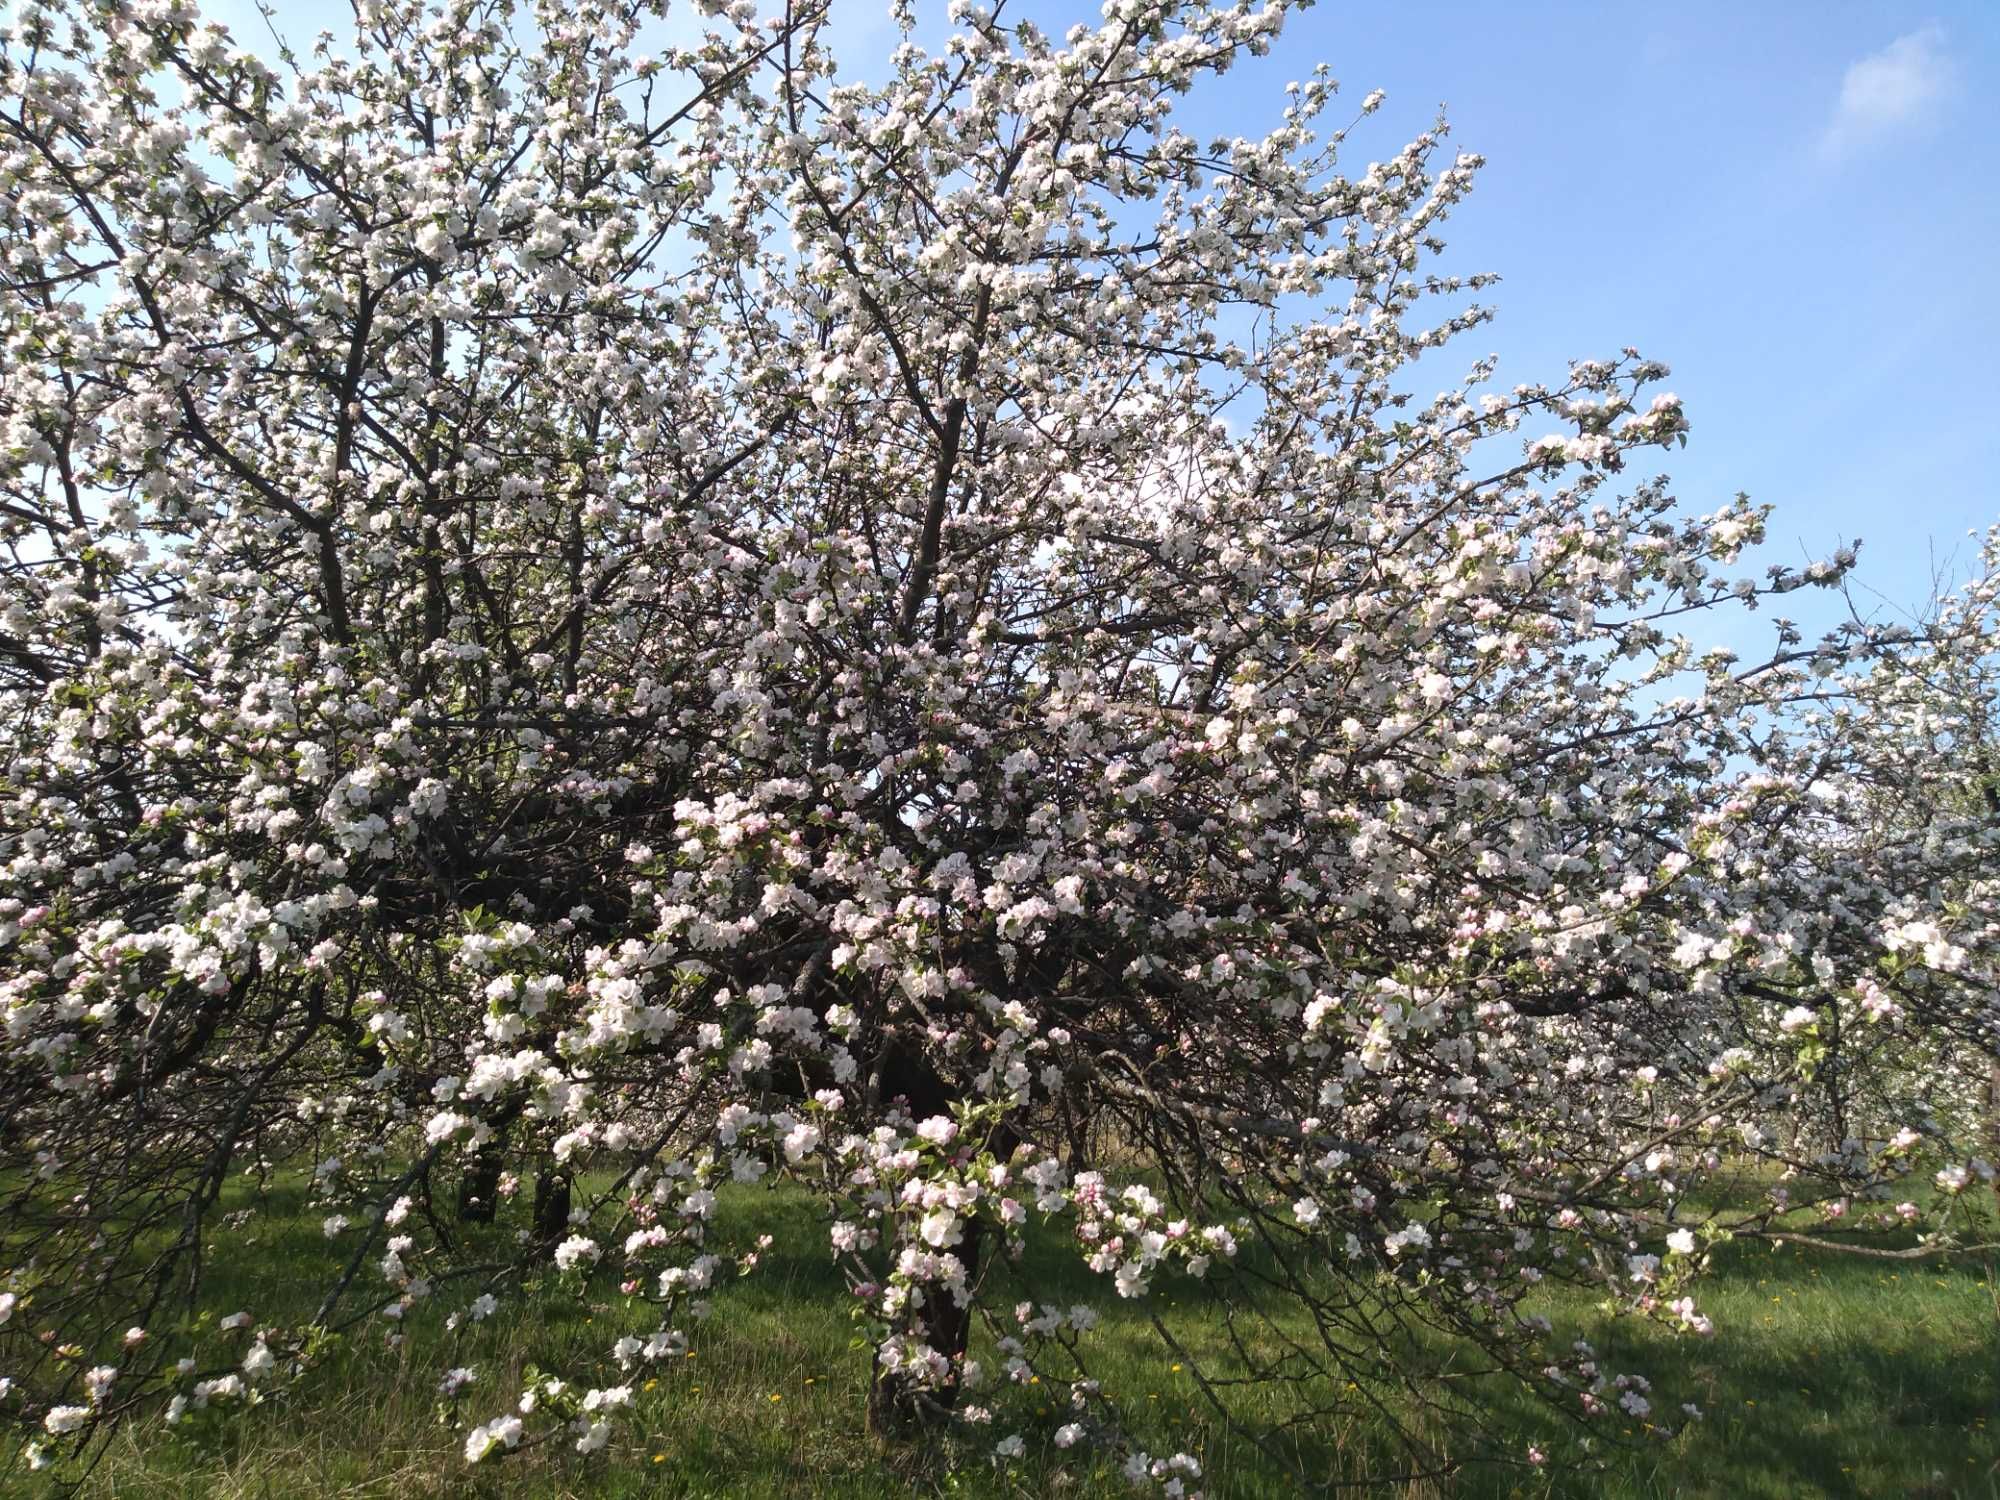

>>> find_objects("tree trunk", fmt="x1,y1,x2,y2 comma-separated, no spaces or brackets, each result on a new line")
867,1215,985,1437
533,1169,572,1245
455,1145,503,1223
866,1035,984,1435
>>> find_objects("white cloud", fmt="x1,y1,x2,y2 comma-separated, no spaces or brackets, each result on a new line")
1821,24,1956,161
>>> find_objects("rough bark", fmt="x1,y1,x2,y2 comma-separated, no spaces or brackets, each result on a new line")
533,1169,572,1245
455,1145,504,1223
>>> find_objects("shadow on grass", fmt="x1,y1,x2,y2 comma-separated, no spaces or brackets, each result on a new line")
24,1176,2000,1499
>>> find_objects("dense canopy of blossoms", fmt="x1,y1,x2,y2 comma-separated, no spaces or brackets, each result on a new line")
1,0,1996,1487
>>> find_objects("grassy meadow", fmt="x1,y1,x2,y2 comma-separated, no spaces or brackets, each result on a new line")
24,1177,2000,1500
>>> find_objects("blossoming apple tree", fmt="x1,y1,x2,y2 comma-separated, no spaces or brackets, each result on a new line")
2,0,1995,1487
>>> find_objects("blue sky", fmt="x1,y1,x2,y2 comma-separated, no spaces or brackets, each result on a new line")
195,1,1998,633
1169,1,2000,635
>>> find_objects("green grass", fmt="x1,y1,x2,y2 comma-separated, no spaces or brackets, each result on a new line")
24,1177,2000,1500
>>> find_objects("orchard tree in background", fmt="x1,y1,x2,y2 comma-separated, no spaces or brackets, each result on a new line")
1788,540,2000,1182
2,0,1997,1488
